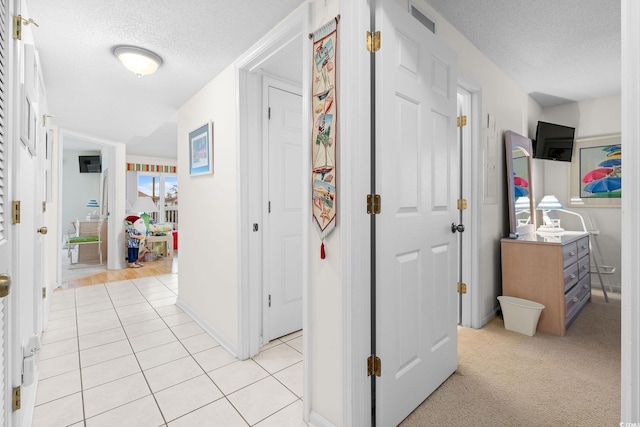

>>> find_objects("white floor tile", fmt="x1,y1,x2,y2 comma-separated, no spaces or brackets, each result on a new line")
115,301,154,316
80,339,133,368
285,336,303,354
83,372,151,418
129,328,177,353
162,312,194,327
111,294,148,307
81,354,141,389
208,359,269,395
149,296,178,308
77,308,119,324
171,321,204,340
145,290,178,301
41,326,78,345
45,316,77,331
119,309,161,326
180,333,220,355
255,400,306,427
79,327,127,351
75,301,114,315
168,398,248,427
227,376,298,426
47,307,76,321
136,341,189,370
123,318,169,338
38,352,80,380
192,346,237,372
154,374,223,422
39,337,78,361
78,317,122,337
273,361,303,398
253,343,303,374
35,370,81,405
144,355,204,392
33,392,84,427
85,395,165,427
155,304,184,317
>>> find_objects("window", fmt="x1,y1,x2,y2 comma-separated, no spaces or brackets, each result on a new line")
137,173,178,227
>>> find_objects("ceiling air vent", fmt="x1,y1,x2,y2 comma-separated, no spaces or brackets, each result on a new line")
410,4,436,34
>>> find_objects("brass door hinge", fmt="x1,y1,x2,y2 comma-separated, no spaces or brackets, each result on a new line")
12,201,21,224
367,31,380,53
457,282,467,294
42,287,47,299
367,194,381,214
12,386,21,411
457,115,467,127
367,355,381,377
13,15,22,40
457,199,467,210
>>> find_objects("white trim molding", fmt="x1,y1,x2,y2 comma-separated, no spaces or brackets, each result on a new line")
621,0,640,421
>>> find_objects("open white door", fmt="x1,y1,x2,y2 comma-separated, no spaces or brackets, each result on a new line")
375,0,458,425
265,83,303,341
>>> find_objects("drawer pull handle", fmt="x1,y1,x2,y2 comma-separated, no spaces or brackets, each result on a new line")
583,285,589,289
570,274,576,279
581,265,588,270
569,251,576,256
572,296,579,303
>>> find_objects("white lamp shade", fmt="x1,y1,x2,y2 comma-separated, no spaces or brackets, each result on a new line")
113,45,162,77
131,197,159,213
536,195,563,211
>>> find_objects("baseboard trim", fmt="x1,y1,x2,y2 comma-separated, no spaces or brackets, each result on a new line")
308,409,336,427
175,297,238,358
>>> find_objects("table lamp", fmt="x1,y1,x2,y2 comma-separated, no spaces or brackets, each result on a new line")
131,197,159,231
536,195,564,233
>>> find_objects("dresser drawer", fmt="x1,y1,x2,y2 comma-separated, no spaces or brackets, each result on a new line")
565,275,591,320
576,237,590,260
563,263,579,292
578,255,590,279
562,242,578,269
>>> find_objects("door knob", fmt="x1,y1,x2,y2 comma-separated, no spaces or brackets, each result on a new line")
0,274,11,298
37,227,48,234
451,223,465,233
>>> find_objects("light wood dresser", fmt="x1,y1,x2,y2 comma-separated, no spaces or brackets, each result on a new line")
501,232,591,336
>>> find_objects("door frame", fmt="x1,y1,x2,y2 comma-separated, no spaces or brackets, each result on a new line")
235,0,310,412
457,75,483,328
261,77,303,343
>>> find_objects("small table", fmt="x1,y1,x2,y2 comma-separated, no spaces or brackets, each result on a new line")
146,234,174,260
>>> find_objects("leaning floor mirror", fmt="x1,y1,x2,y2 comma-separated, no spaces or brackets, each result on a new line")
505,130,536,237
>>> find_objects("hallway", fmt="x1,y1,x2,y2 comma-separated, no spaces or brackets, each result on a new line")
34,273,304,426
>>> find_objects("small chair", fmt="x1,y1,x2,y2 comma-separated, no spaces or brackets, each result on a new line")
66,219,103,265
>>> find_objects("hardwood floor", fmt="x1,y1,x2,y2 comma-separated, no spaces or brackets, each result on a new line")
60,256,178,289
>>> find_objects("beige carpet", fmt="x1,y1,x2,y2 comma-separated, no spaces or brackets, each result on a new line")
401,290,620,426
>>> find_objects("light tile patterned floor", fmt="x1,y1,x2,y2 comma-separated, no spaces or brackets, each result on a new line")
33,274,305,426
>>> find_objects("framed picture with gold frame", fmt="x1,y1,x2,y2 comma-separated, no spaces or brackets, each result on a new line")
569,134,621,207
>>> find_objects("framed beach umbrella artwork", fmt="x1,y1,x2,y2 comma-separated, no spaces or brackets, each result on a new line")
569,134,621,206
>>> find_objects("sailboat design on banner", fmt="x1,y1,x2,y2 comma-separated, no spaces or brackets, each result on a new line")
311,16,339,258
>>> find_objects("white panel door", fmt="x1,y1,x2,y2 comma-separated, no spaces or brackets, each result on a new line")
266,85,303,341
375,0,459,425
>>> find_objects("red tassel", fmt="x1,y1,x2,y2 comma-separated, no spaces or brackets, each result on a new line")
320,242,326,259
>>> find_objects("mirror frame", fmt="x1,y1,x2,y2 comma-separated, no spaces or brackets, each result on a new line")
505,130,536,237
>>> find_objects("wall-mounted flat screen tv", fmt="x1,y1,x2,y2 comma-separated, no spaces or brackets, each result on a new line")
533,121,575,162
79,155,102,173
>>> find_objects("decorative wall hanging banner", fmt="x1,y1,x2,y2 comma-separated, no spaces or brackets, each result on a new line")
311,16,339,258
127,163,177,173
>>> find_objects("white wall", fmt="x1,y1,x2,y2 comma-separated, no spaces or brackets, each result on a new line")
176,63,239,350
541,95,622,289
61,149,102,236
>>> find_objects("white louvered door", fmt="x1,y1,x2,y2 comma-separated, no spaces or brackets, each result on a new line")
0,0,11,424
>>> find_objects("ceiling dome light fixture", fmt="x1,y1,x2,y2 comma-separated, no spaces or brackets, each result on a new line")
112,45,163,77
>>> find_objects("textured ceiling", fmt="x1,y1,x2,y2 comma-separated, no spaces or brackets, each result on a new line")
27,0,305,157
423,0,621,107
27,1,621,158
